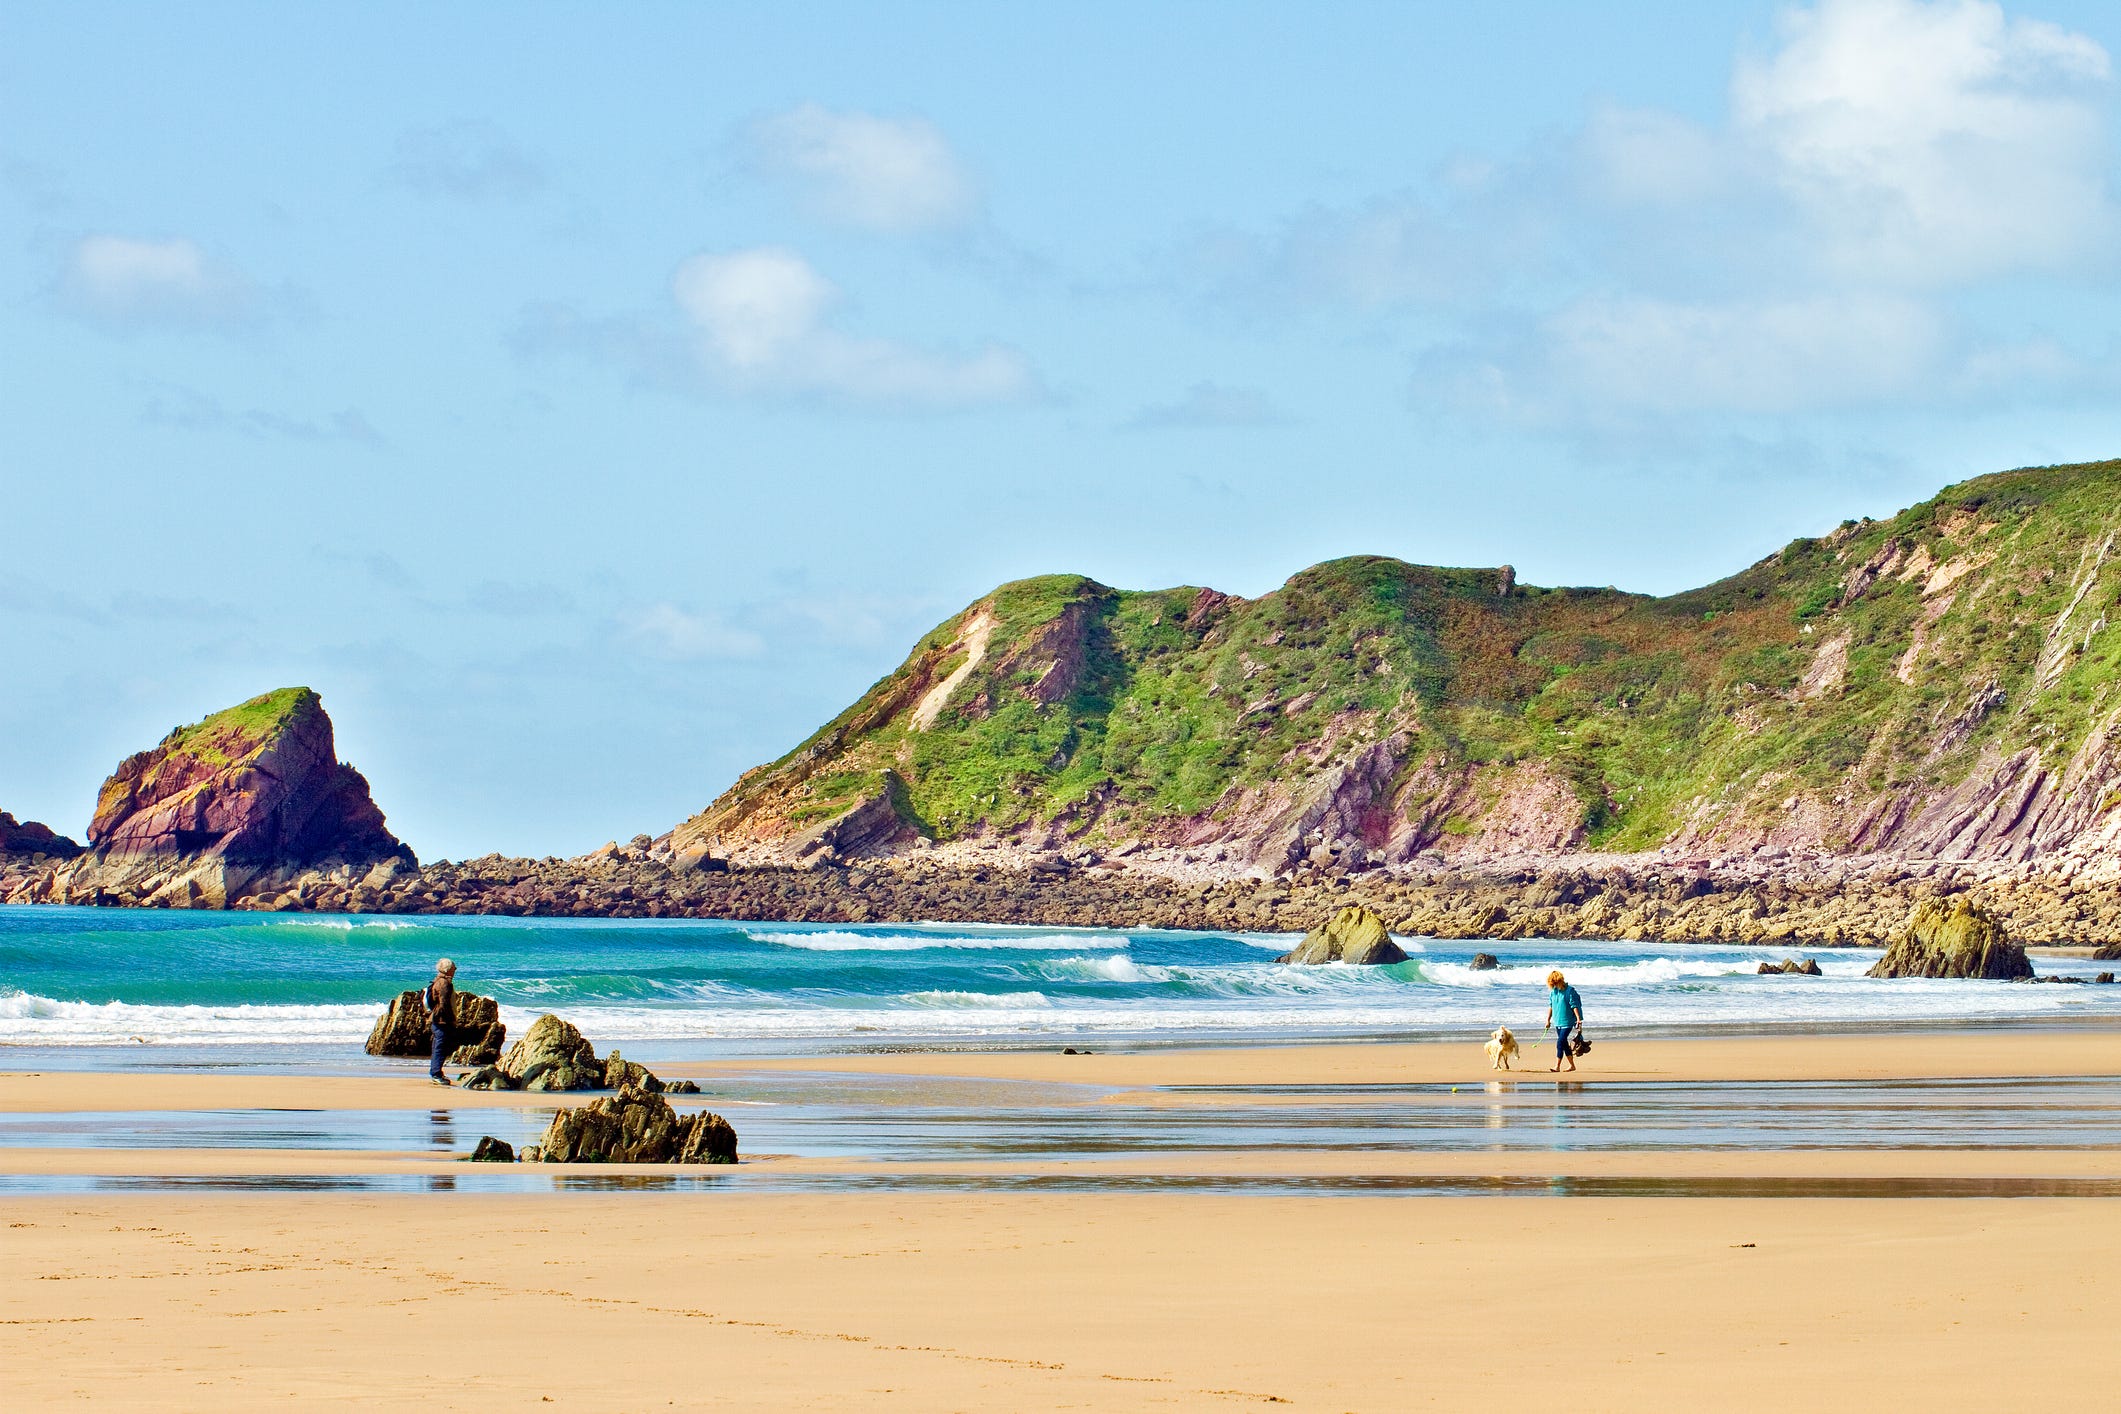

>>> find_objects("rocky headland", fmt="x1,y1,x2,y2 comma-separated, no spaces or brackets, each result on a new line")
10,460,2121,948
9,688,412,910
0,811,81,896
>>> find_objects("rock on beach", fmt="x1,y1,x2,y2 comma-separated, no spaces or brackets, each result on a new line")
528,1084,737,1164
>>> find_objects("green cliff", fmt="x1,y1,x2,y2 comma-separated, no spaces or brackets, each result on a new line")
675,459,2121,874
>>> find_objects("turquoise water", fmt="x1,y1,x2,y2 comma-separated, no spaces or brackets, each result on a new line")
3,904,2118,1049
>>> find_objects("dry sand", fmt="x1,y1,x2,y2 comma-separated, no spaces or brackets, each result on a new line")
2,1028,2118,1410
3,1192,2112,1411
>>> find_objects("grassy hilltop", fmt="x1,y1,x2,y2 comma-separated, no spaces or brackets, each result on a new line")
676,460,2121,870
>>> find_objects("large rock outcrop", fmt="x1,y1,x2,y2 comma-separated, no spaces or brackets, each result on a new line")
7,688,411,909
1276,904,1408,965
88,687,408,869
364,989,506,1066
1868,899,2033,980
524,1084,737,1164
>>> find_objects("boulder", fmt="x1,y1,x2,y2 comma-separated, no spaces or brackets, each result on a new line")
601,1050,664,1094
467,1136,515,1163
1276,904,1408,965
528,1084,737,1164
1867,899,2033,980
499,1013,605,1091
1758,958,1823,975
664,1079,702,1095
1468,952,1500,971
364,989,506,1065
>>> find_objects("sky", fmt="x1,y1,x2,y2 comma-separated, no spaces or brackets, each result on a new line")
7,0,2121,859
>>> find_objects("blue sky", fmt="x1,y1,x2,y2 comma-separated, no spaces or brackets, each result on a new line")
8,0,2121,858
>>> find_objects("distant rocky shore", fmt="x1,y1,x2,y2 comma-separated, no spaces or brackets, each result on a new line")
13,836,2121,950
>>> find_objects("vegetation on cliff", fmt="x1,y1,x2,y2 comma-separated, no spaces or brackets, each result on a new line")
679,459,2121,869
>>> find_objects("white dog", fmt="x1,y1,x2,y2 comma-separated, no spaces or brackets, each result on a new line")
1484,1026,1519,1070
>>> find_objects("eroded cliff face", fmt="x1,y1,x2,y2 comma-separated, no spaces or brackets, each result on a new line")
11,688,412,908
665,460,2121,884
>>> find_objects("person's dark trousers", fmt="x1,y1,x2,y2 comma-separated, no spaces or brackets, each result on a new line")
429,1021,449,1079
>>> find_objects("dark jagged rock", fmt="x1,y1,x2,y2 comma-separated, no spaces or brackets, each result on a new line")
364,989,506,1066
1468,952,1500,971
467,1136,515,1163
664,1078,701,1094
1868,899,2033,980
1759,958,1823,975
528,1084,737,1164
0,812,81,859
1277,905,1408,965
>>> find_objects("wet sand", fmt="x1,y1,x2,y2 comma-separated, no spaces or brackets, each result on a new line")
3,1028,2118,1408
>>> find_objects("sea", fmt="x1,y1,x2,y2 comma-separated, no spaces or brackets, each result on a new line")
4,903,2119,1056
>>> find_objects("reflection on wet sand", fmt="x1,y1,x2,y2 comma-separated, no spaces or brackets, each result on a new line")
0,1069,2117,1193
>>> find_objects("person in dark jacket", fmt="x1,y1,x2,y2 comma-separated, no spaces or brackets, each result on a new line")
425,958,457,1086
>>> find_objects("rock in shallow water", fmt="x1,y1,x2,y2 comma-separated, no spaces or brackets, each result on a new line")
530,1084,737,1164
468,1136,515,1163
1867,899,2032,980
1277,904,1408,965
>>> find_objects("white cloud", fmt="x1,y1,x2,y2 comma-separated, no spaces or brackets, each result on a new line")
745,103,975,232
64,235,254,327
1538,293,1947,414
1732,0,2114,282
671,246,1032,407
617,603,765,661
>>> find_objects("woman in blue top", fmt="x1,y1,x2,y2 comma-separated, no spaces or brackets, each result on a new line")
1544,970,1583,1072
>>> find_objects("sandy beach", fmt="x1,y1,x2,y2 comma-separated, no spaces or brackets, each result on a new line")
2,1028,2117,1410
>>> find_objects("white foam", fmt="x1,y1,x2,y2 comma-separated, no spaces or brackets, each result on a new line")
753,929,1129,952
0,990,382,1045
1420,957,1771,987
